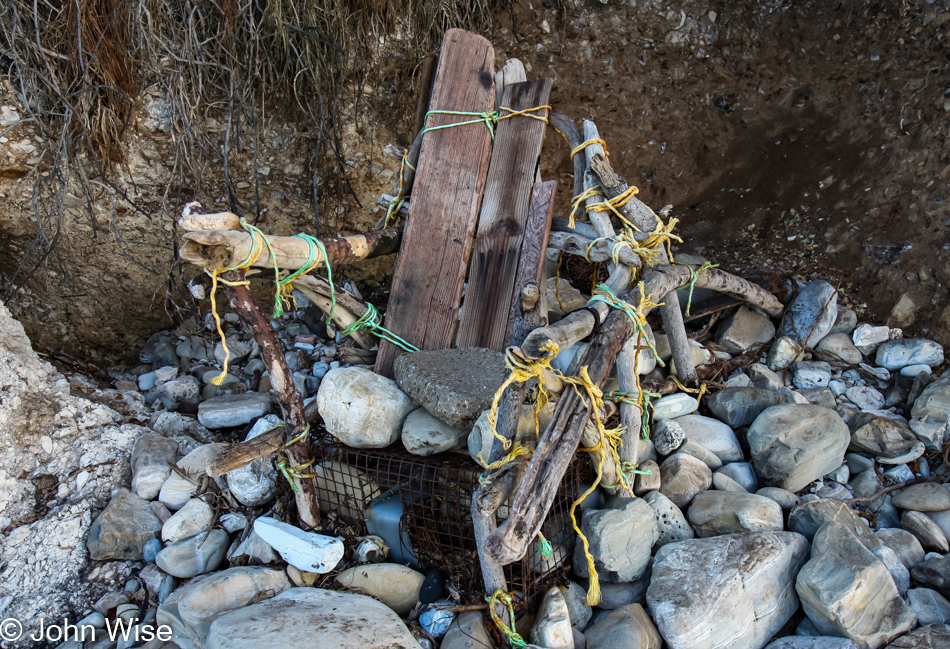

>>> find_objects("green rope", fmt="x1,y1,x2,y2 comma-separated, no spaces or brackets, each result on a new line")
676,261,718,317
383,152,415,229
273,234,334,319
620,462,652,477
536,532,554,560
276,425,318,492
486,590,526,648
590,283,665,367
339,302,419,352
421,109,499,140
640,391,662,440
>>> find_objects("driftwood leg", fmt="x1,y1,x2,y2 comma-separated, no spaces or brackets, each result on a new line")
472,461,527,632
588,152,697,382
221,270,321,529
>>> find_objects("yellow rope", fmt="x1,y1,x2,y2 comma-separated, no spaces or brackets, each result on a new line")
571,138,608,159
485,590,526,648
486,342,560,451
497,105,552,124
670,376,709,411
568,186,603,228
475,442,533,470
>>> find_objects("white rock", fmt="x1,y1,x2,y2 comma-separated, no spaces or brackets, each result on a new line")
158,472,198,511
673,414,744,462
900,364,932,377
317,367,417,448
530,587,574,649
253,517,344,573
768,336,805,371
163,566,291,646
853,324,890,355
198,393,272,429
162,498,214,543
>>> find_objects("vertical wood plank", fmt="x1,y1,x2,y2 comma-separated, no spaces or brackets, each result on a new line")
504,180,557,348
374,29,496,377
455,79,553,351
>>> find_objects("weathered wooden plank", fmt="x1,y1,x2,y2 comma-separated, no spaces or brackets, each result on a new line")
504,180,556,348
374,29,496,377
455,79,552,351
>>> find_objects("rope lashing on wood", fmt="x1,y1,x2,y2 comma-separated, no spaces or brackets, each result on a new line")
674,260,719,317
486,590,527,648
382,105,552,228
274,234,334,319
475,441,533,471
339,302,420,353
382,153,416,228
206,218,279,386
486,341,560,451
570,137,608,159
590,283,665,367
204,219,336,387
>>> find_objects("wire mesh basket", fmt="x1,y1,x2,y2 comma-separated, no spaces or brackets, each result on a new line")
314,433,583,609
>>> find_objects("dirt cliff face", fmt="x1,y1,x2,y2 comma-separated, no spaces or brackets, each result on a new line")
1,0,948,363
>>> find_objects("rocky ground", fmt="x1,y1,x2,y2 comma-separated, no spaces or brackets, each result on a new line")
3,268,950,649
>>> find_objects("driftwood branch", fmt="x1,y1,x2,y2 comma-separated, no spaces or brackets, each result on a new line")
206,428,284,478
521,265,783,360
548,231,645,267
221,270,321,528
180,227,402,271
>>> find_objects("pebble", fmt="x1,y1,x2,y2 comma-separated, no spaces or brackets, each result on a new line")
900,364,931,377
875,339,944,371
651,393,698,420
767,336,805,371
706,387,785,428
155,529,229,578
226,415,280,507
203,588,422,649
891,483,950,512
86,488,163,561
658,453,713,508
162,498,214,543
748,405,850,493
901,511,950,552
197,392,272,429
814,333,863,365
907,588,950,625
792,361,832,389
756,487,800,510
253,517,345,573
642,490,694,549
779,280,838,348
143,537,163,563
884,464,915,482
530,587,573,649
318,367,417,447
335,563,425,616
673,414,744,462
845,385,885,411
652,419,684,455
716,462,758,492
875,528,925,569
687,491,784,537
852,324,890,355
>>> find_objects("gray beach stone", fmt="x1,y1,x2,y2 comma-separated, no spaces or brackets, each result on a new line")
401,408,468,456
706,388,786,429
197,393,272,429
780,280,838,348
130,433,180,500
749,405,851,493
901,511,950,552
876,339,944,371
155,529,229,578
642,490,694,549
892,483,950,512
648,532,809,649
688,491,784,537
659,453,713,508
875,528,925,569
584,604,660,649
674,414,744,462
572,498,657,583
86,488,163,561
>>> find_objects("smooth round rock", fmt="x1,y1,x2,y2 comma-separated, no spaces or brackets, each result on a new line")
756,487,800,510
155,529,229,578
892,483,950,512
335,564,425,616
902,511,950,553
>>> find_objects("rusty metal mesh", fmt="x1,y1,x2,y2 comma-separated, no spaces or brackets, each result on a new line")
314,434,583,609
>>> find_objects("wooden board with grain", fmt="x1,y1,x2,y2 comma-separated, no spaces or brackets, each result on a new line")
374,29,496,377
505,180,556,348
454,79,553,351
